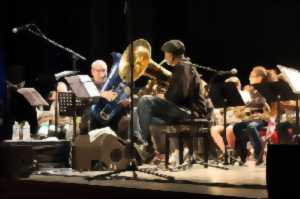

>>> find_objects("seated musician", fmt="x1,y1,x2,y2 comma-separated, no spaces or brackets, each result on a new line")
134,40,209,162
270,72,300,144
232,66,277,165
210,76,251,159
80,59,128,134
36,81,73,139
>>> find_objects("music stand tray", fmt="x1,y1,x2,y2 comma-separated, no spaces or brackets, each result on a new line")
58,92,87,117
277,65,300,131
252,81,296,104
17,87,49,107
252,80,297,123
277,65,300,95
209,82,245,109
65,75,100,98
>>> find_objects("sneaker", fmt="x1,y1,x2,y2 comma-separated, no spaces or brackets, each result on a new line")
183,147,190,160
169,150,179,166
255,149,264,166
169,148,190,166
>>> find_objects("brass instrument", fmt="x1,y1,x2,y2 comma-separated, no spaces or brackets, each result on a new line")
118,39,172,95
119,39,151,83
91,52,129,122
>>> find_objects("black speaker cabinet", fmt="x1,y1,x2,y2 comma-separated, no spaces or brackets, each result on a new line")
0,143,33,178
267,144,300,198
73,134,129,171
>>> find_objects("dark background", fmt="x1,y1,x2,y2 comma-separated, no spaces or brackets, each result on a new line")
1,0,300,137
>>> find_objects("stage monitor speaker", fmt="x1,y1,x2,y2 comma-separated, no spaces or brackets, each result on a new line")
0,144,33,178
267,144,300,198
72,132,130,171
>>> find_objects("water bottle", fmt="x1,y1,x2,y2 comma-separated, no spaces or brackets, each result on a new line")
22,121,31,141
12,121,20,140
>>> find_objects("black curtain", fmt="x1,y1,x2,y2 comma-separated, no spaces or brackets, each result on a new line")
2,0,300,138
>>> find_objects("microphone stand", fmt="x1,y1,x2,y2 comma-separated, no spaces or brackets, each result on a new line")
20,25,86,136
86,0,174,181
193,63,237,76
193,64,220,74
24,25,86,70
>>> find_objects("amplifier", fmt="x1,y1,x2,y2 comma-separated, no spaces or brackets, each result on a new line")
0,140,71,177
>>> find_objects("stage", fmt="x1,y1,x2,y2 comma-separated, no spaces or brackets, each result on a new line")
0,160,267,199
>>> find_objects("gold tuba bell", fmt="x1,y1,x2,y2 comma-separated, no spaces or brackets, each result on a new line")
118,39,172,86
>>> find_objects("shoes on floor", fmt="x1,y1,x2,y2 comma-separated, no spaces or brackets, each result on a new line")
168,148,190,166
255,148,264,166
134,143,155,163
151,152,165,165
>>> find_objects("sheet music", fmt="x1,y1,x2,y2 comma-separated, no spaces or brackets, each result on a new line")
88,127,117,143
277,65,300,94
78,75,100,97
65,75,100,98
17,88,49,106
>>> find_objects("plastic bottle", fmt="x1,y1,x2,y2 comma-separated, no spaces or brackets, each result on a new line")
22,121,31,141
12,121,20,140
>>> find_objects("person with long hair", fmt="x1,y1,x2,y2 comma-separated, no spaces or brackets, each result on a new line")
233,66,277,165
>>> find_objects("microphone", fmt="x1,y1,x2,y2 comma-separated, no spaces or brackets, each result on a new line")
12,24,33,34
217,68,238,76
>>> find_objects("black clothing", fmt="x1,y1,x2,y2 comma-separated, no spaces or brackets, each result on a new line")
165,58,209,119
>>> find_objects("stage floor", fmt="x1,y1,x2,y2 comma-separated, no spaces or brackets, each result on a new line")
24,159,267,199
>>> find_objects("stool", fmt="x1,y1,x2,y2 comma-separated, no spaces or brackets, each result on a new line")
158,118,210,169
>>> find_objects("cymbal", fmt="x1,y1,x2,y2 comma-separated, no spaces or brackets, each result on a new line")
118,39,151,83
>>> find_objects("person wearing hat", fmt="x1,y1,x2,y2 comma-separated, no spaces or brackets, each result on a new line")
134,39,208,163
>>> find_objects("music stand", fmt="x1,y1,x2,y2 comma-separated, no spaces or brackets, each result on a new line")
277,65,300,132
252,81,296,124
17,87,49,107
17,87,49,137
53,70,81,137
209,82,245,165
58,92,87,141
64,75,100,141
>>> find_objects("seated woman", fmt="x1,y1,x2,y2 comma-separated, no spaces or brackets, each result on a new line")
232,66,277,165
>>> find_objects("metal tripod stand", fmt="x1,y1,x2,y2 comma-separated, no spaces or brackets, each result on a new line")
86,0,174,181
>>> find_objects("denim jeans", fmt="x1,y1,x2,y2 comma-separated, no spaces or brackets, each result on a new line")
234,120,267,161
134,95,190,145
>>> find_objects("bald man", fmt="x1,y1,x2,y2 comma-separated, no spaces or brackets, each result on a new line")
80,59,129,133
90,59,118,102
91,60,108,89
